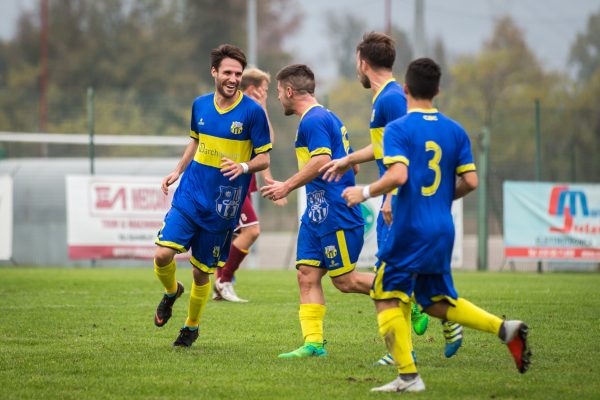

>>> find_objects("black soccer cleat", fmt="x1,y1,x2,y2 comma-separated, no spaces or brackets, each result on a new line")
173,326,199,347
154,281,184,327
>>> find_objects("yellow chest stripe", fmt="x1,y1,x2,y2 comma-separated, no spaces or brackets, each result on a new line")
193,133,252,168
370,127,384,159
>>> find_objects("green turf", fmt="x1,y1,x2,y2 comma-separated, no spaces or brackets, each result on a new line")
0,268,599,399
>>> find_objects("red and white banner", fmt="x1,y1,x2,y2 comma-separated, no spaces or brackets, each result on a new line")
504,181,600,261
0,174,13,260
66,175,180,259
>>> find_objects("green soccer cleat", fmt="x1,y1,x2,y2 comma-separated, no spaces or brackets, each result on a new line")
278,342,327,359
411,303,429,335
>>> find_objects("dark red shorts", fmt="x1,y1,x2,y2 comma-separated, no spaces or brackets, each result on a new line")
236,194,258,231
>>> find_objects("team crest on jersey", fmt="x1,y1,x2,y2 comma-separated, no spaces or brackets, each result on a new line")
307,190,329,224
216,185,242,219
324,245,337,259
230,121,244,135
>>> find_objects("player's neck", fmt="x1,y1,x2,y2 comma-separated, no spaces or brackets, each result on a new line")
369,70,394,94
407,97,434,111
214,90,241,110
295,97,319,117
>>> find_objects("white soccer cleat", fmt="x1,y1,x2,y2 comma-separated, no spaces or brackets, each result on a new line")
371,375,425,393
215,278,249,303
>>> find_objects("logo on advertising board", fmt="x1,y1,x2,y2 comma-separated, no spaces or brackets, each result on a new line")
90,182,174,218
548,186,600,234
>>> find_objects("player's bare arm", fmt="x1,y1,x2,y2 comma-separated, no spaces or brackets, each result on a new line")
380,193,393,225
342,162,407,207
220,152,270,181
261,154,331,201
454,171,478,199
320,144,375,182
161,138,198,195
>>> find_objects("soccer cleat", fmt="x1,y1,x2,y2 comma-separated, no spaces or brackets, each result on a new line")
373,353,395,366
154,281,184,327
211,290,223,301
411,303,429,335
371,374,426,393
442,320,464,358
214,278,248,303
172,326,199,347
500,320,532,373
372,351,417,367
278,342,327,359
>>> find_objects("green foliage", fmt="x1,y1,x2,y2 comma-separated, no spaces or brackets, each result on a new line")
569,7,600,81
1,268,599,399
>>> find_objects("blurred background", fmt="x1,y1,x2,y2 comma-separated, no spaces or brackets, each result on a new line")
0,0,599,269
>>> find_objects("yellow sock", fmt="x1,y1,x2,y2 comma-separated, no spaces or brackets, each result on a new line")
185,281,210,328
446,297,503,335
154,258,177,294
299,304,326,344
377,304,417,374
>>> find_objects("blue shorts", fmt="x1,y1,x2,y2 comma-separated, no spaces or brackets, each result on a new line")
370,260,458,309
376,213,391,251
296,223,364,278
155,207,232,274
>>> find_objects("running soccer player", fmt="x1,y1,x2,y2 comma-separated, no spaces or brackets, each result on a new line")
213,67,287,303
342,58,531,393
322,32,466,364
261,64,373,358
152,44,272,348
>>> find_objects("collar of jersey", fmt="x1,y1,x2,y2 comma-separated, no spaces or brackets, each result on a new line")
300,103,323,121
372,78,396,104
213,90,243,114
408,108,438,114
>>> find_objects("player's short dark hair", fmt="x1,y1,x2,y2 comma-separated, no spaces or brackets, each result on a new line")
210,44,247,71
405,58,441,100
356,31,396,70
276,64,315,95
241,68,271,91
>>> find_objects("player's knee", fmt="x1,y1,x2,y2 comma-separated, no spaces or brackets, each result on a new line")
248,224,260,241
332,275,354,293
154,247,175,267
296,268,316,288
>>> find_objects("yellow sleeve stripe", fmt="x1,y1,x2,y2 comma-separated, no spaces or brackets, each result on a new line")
383,156,409,166
456,163,476,174
296,259,322,267
190,130,199,139
254,143,273,154
310,147,332,157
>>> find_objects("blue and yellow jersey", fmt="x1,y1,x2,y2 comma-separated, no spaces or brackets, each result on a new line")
172,91,271,232
370,79,407,177
296,104,364,236
378,108,476,273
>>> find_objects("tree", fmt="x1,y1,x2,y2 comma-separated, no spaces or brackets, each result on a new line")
569,8,600,81
326,11,367,79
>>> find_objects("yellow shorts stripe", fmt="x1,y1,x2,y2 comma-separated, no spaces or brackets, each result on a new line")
370,262,411,303
296,259,322,267
190,257,224,274
155,239,187,254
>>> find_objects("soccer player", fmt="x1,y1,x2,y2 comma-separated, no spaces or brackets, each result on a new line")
321,32,467,364
213,67,287,303
152,44,272,347
261,64,373,358
342,58,531,393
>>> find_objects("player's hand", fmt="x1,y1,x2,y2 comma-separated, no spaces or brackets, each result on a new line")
341,186,366,207
220,157,244,181
161,171,180,195
381,194,393,226
319,156,352,182
260,177,290,202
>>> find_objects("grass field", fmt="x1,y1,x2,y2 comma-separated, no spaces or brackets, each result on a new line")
0,267,599,399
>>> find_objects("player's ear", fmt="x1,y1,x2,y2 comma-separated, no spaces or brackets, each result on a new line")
403,83,409,96
211,67,218,79
286,86,294,98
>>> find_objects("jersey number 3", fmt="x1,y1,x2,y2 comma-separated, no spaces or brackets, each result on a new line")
421,140,441,196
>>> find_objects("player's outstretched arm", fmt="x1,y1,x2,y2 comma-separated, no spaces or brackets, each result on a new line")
342,162,407,207
161,138,198,195
220,152,270,181
320,144,375,182
454,171,478,199
259,167,287,206
261,154,331,201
